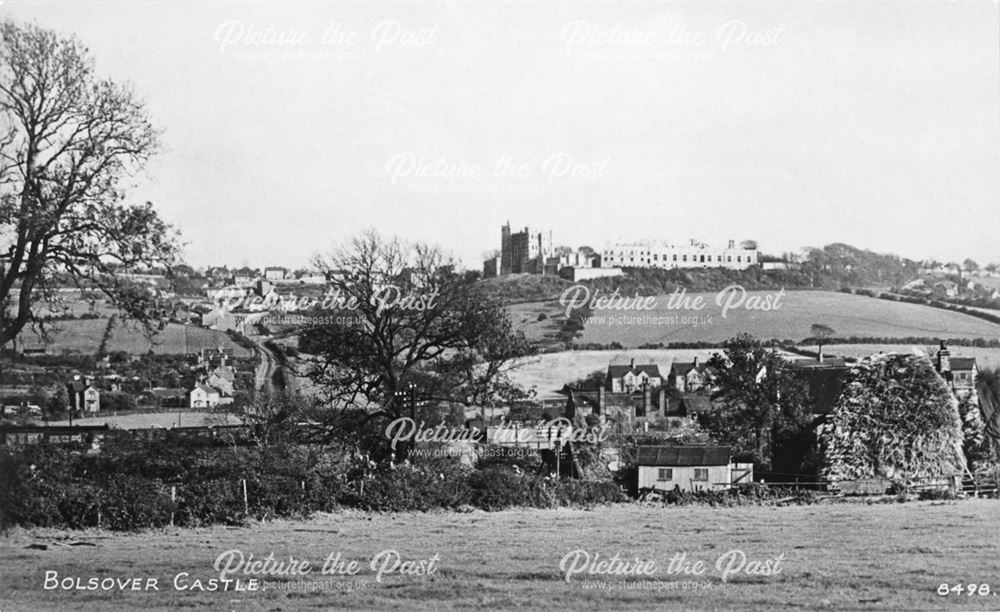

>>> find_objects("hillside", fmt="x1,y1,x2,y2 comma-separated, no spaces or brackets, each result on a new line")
17,318,252,357
577,290,1000,346
480,243,926,306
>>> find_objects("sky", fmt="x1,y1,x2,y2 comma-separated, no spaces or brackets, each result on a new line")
3,0,998,270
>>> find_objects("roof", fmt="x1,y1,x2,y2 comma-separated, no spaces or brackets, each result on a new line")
670,362,717,377
212,366,235,382
607,364,662,379
67,380,93,393
950,357,978,371
193,383,220,395
637,445,731,467
679,395,714,415
789,358,848,369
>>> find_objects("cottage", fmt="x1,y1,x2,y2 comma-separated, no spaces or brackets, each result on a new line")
677,395,714,417
637,445,748,492
67,376,100,414
932,280,958,298
934,343,979,397
232,266,258,286
606,359,662,393
264,266,288,281
190,383,221,409
669,358,717,393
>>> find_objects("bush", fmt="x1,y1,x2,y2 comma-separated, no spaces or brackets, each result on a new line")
917,488,957,501
344,462,474,512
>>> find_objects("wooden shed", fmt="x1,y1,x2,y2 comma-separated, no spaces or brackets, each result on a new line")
637,445,738,492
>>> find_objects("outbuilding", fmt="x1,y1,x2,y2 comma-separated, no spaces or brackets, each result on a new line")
637,445,749,492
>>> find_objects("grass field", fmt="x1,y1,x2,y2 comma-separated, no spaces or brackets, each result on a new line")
39,411,238,429
2,499,998,611
508,301,566,343
572,290,1000,347
18,318,252,357
509,349,721,399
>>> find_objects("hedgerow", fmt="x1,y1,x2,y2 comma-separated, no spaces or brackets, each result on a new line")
0,440,628,531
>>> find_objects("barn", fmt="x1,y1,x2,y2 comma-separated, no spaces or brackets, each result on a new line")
637,445,748,492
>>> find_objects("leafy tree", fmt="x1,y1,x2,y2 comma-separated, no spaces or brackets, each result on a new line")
0,20,180,347
46,385,68,415
299,230,531,432
705,334,812,470
568,368,606,391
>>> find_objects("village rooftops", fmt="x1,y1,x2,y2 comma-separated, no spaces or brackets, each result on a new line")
606,363,662,379
949,357,978,372
637,445,731,467
669,360,718,377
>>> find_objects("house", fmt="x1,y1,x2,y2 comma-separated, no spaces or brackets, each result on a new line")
189,383,221,409
933,343,978,397
949,358,978,395
207,364,236,397
232,267,258,286
669,358,717,394
67,376,100,414
637,445,750,492
207,266,231,282
606,359,663,393
677,395,714,417
264,266,288,281
932,280,958,298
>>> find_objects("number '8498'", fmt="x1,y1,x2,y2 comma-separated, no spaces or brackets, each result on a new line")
937,583,992,596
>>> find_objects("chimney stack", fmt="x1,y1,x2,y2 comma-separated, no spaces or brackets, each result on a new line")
630,358,635,369
937,342,951,373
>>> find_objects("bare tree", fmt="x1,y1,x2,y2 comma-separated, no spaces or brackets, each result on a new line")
0,20,179,346
299,229,531,425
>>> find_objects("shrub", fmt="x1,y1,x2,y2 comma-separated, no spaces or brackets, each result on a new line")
468,466,533,510
917,488,957,501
